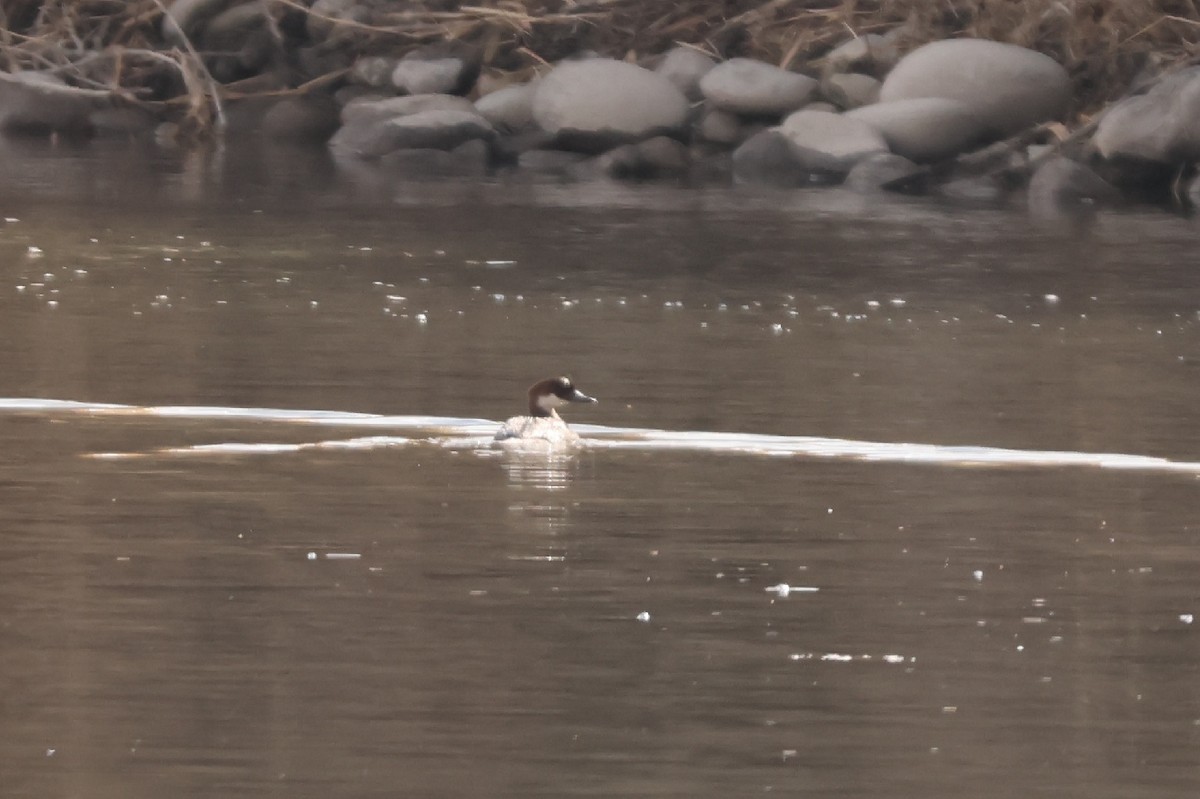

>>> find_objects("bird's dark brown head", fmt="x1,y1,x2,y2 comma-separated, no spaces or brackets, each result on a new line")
527,376,597,417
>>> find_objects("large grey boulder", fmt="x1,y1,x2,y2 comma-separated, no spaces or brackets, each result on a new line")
700,58,818,116
655,47,716,100
778,109,887,172
847,98,986,162
330,108,494,158
1027,156,1120,211
532,59,689,152
732,129,806,186
204,2,267,47
262,94,341,143
825,34,899,77
0,71,111,135
1188,172,1200,208
351,56,399,89
306,0,369,43
341,93,475,125
936,176,1006,204
880,39,1070,137
583,136,690,181
391,43,481,96
379,139,490,178
696,107,744,145
475,82,536,133
1093,94,1175,163
517,149,589,174
824,73,881,110
90,106,158,136
203,3,273,82
843,152,924,193
1093,68,1200,164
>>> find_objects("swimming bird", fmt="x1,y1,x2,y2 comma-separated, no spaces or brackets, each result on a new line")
494,376,597,447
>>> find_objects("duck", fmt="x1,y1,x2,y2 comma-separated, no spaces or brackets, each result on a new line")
494,376,597,447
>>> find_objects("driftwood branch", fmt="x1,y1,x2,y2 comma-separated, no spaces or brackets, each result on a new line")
148,0,224,131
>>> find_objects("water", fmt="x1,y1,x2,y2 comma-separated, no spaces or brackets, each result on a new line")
1,139,1198,798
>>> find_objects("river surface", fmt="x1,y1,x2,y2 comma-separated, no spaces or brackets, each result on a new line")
1,138,1198,798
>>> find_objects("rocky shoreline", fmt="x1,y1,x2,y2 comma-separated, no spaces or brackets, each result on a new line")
2,1,1199,211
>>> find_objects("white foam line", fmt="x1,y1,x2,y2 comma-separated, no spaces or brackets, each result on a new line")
582,429,1200,474
6,398,1196,475
91,435,415,459
0,398,130,411
0,397,494,432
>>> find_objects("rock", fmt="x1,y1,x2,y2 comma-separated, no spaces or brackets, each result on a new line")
825,34,899,77
778,109,888,172
351,56,399,89
221,68,288,96
204,2,266,46
1027,156,1120,210
697,106,743,145
391,58,466,95
0,71,110,135
637,136,690,171
1152,67,1200,160
203,3,273,82
379,138,490,178
937,176,1006,204
847,98,986,162
824,73,881,110
843,152,924,193
295,44,353,81
334,85,383,107
492,130,555,161
880,39,1070,137
341,93,475,125
89,106,159,136
474,72,516,97
475,82,536,133
1188,172,1200,208
237,28,275,74
517,149,589,173
221,96,274,135
731,129,806,187
262,95,341,143
689,149,733,183
593,135,690,179
655,47,716,100
161,0,234,45
700,58,818,116
330,108,494,158
306,0,367,43
532,59,689,152
1093,68,1200,163
1092,94,1170,162
391,43,481,96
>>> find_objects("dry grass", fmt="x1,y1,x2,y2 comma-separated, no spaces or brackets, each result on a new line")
0,0,1198,135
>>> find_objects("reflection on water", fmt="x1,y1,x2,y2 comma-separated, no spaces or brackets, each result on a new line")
2,143,1199,798
499,449,580,537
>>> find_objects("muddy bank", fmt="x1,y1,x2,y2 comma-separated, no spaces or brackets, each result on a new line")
2,1,1199,211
